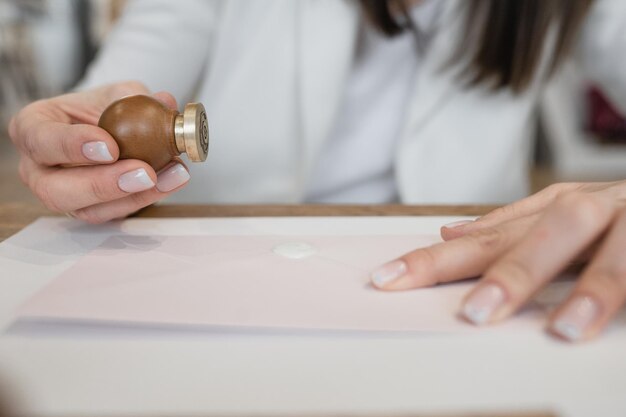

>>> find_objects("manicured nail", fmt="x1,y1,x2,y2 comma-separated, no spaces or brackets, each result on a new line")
156,163,190,192
82,141,113,162
371,260,407,288
443,220,474,229
461,283,506,325
551,296,600,342
118,168,155,193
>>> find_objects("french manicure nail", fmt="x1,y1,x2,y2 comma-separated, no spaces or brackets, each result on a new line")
551,296,600,342
82,141,113,162
462,283,506,325
371,260,407,288
156,163,190,192
443,220,474,229
118,168,155,193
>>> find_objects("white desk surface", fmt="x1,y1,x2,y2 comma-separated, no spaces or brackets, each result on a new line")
1,217,625,417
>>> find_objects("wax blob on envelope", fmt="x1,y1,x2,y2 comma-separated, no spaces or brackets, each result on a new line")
18,234,550,332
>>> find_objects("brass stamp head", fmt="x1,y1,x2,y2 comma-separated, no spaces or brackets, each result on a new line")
174,102,209,162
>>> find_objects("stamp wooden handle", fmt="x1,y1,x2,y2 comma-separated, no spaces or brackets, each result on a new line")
98,95,209,171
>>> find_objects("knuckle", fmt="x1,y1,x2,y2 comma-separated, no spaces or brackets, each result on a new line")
8,106,31,142
10,105,39,151
487,259,535,293
555,192,610,228
540,182,582,202
59,135,76,161
497,203,518,217
585,269,626,302
89,178,114,202
542,182,567,196
20,124,40,160
542,183,561,193
537,183,562,202
467,227,506,251
479,206,506,222
481,204,510,220
128,190,157,210
547,182,582,194
481,200,524,223
33,178,61,212
403,247,438,283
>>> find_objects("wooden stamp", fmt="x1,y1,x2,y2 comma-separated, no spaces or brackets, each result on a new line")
98,95,209,171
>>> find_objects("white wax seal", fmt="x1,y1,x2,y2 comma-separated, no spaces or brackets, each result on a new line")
272,242,317,260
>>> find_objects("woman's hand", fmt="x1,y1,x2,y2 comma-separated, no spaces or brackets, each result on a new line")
8,81,191,224
371,182,626,342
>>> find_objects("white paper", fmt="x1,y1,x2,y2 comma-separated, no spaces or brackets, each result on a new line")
1,217,626,417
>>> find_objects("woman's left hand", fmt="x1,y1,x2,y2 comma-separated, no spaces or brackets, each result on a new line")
370,181,626,342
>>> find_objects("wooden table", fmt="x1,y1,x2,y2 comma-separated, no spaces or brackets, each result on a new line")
0,202,497,243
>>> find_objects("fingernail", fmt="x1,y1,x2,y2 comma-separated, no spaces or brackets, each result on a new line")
82,141,113,162
551,296,600,342
443,220,474,229
461,283,506,325
118,168,155,193
371,260,407,288
156,163,190,192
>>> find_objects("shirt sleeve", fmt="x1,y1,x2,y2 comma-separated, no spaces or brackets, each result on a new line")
78,0,221,104
576,0,626,111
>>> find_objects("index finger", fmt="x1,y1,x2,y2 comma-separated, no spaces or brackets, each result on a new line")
370,215,536,290
10,111,119,167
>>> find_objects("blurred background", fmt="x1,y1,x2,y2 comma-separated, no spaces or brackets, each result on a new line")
1,0,626,205
0,0,123,204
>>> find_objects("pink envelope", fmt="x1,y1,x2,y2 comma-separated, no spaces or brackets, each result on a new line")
17,234,548,332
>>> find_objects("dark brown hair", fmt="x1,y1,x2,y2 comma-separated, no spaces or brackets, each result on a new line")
361,0,595,93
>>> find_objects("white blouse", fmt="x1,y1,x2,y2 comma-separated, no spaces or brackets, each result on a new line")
79,0,626,204
305,0,442,203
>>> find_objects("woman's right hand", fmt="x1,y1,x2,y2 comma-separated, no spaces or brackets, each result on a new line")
8,81,191,224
